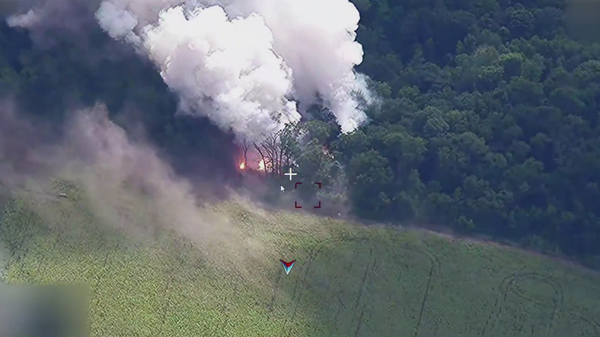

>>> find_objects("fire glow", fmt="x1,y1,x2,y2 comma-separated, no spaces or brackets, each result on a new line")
238,160,265,172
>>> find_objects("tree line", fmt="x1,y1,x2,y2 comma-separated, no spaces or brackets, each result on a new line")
345,0,600,267
257,0,600,268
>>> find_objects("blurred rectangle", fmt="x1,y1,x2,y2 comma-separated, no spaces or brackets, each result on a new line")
0,284,89,337
566,0,600,43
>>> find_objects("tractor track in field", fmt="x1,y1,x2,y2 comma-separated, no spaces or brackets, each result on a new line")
267,271,282,315
279,235,441,337
481,272,563,337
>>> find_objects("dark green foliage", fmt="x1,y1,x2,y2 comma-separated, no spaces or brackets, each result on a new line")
0,22,239,180
337,0,600,266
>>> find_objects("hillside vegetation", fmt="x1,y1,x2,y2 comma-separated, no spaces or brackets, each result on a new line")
2,0,600,266
336,0,600,266
1,0,600,335
1,190,599,337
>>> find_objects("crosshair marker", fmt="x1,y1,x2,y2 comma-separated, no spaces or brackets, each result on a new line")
284,167,297,181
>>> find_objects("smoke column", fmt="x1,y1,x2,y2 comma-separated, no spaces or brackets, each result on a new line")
94,0,372,142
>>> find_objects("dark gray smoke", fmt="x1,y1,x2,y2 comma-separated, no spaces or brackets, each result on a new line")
0,101,276,278
5,0,101,46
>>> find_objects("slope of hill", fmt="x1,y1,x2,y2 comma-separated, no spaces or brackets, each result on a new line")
1,188,599,337
1,0,600,268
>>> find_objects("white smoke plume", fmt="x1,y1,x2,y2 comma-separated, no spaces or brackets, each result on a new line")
6,9,40,28
94,0,372,142
6,0,101,44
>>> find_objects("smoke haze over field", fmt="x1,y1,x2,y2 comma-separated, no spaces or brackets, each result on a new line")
0,0,370,269
0,102,268,272
8,0,373,142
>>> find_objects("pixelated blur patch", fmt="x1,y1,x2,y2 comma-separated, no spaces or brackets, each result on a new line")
0,284,89,337
565,0,600,43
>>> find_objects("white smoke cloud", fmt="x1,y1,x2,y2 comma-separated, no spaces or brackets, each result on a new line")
6,0,100,35
6,9,41,28
145,6,300,141
95,1,139,43
95,0,372,141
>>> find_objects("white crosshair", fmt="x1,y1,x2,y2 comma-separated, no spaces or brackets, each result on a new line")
284,167,297,181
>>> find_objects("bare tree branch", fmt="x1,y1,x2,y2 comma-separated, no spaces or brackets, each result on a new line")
250,122,301,176
241,138,249,166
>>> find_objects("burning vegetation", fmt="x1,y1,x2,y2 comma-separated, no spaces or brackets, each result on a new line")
237,124,300,176
238,158,265,172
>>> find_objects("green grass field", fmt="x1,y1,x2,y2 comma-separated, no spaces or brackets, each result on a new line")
1,187,599,337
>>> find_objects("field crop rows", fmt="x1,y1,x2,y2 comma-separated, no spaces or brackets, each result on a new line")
267,233,600,337
1,197,600,336
275,236,440,337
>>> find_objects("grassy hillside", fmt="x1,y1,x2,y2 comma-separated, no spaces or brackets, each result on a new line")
0,190,599,337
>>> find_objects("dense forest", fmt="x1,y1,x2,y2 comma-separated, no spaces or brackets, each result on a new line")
1,0,600,267
343,0,600,266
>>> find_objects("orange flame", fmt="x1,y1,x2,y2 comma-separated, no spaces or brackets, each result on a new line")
239,162,246,170
258,159,265,171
